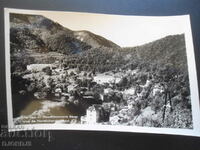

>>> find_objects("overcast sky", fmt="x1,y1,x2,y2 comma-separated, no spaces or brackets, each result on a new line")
25,10,188,47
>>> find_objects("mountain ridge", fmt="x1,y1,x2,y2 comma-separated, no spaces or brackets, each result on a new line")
10,13,120,55
10,13,188,74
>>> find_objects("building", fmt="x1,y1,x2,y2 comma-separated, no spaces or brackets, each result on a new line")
27,64,55,72
85,105,101,124
55,88,62,97
83,91,95,100
100,94,104,101
80,104,110,124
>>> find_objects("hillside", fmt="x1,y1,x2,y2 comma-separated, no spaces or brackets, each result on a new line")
63,34,187,74
10,13,119,55
74,30,120,48
132,34,187,71
10,13,188,73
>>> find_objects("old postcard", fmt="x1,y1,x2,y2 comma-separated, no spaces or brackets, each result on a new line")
4,8,200,136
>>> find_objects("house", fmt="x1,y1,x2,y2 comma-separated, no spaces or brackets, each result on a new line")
83,91,94,97
152,84,164,96
100,94,104,101
27,64,55,72
80,116,87,124
55,88,62,97
104,88,113,94
85,105,101,124
80,104,110,124
82,91,95,102
78,87,87,94
128,101,135,109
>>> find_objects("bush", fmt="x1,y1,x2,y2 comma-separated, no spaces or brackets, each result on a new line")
42,66,52,75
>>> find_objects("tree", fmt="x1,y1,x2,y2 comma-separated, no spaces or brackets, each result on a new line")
47,77,54,88
70,71,75,76
118,77,128,88
27,82,37,93
42,66,52,76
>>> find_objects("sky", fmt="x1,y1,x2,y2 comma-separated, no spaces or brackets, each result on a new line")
20,10,189,47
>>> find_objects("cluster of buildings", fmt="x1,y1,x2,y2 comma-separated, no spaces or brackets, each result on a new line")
26,62,111,124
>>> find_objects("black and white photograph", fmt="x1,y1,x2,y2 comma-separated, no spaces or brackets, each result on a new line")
4,8,200,136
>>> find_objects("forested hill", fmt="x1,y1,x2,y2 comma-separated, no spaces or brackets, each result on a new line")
10,13,188,75
10,13,120,55
123,34,187,71
63,34,187,73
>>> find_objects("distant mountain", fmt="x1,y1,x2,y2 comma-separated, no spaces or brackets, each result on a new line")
10,13,120,54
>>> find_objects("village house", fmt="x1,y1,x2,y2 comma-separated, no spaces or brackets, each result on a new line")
85,105,101,124
83,91,95,100
27,64,55,72
100,94,104,101
81,104,109,124
55,88,62,97
82,90,103,105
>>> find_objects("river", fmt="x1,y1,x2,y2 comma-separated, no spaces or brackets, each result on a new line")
14,98,80,124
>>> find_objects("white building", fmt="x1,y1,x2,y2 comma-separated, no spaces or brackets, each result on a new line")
85,105,101,124
100,94,104,101
27,64,55,72
55,88,62,97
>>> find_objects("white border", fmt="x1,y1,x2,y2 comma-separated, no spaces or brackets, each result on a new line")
4,8,200,137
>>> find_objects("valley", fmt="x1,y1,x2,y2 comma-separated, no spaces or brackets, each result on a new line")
10,13,192,128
